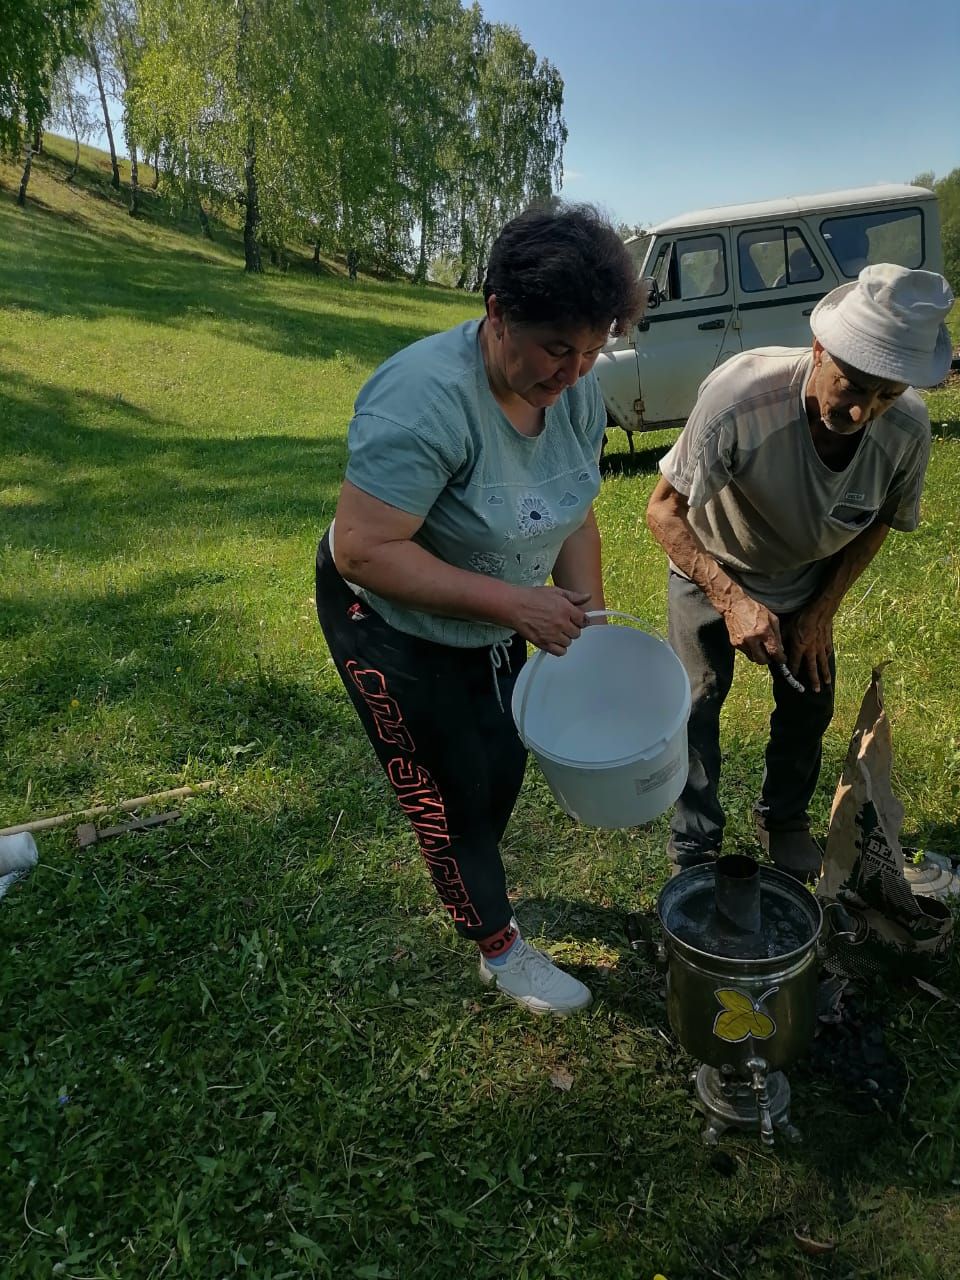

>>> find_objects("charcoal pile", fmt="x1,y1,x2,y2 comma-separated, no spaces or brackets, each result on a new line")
798,975,908,1115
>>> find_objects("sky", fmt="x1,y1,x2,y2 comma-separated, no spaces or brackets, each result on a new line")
479,0,959,228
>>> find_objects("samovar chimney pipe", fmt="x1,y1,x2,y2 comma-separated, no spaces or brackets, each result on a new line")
714,854,762,934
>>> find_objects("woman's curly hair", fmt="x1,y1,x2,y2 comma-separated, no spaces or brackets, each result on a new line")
483,201,646,338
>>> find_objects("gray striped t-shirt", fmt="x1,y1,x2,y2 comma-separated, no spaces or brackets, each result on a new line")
659,347,931,611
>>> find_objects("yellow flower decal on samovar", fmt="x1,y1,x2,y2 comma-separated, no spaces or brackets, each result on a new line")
712,986,779,1043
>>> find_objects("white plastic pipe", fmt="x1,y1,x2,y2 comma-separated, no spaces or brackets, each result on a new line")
0,832,39,899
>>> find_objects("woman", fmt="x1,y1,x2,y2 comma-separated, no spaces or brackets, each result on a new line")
316,203,644,1015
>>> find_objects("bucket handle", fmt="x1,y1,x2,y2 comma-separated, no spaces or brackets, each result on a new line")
514,608,663,748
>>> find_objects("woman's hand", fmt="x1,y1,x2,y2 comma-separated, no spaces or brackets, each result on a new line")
510,586,591,656
784,607,834,693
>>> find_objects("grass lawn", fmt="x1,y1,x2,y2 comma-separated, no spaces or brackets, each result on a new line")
1,138,959,1279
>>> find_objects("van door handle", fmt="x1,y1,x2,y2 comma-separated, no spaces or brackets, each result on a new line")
698,319,725,330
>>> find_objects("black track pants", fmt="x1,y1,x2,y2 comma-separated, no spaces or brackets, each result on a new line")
315,532,528,941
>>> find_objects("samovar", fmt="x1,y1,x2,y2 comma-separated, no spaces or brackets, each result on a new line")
631,855,853,1145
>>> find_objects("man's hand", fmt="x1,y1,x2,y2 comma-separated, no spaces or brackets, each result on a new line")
722,595,786,665
647,480,786,666
510,586,591,656
784,607,834,693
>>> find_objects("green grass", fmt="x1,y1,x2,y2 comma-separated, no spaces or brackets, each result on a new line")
1,139,960,1279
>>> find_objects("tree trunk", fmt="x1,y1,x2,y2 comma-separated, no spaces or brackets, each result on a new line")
313,241,321,274
33,127,43,154
68,125,80,182
112,30,140,217
151,149,160,189
415,200,429,284
89,42,121,190
128,141,140,216
197,194,213,239
17,143,33,206
456,199,473,290
242,125,262,273
236,0,261,273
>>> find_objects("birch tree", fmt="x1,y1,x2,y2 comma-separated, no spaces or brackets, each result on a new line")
0,0,94,202
49,56,97,179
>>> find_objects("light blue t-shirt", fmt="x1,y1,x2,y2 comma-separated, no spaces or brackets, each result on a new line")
342,318,607,647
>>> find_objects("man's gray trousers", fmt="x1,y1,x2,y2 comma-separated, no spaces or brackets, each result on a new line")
666,570,836,869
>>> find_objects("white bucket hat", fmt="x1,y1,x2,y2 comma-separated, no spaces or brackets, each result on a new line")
810,263,954,387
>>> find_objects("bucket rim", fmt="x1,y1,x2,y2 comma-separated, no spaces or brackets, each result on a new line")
511,634,691,768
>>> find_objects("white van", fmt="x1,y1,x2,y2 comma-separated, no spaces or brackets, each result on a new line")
597,184,943,442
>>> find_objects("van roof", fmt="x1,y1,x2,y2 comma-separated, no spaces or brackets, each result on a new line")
651,184,933,235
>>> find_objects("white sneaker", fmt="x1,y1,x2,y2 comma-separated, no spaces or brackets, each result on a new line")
478,936,593,1016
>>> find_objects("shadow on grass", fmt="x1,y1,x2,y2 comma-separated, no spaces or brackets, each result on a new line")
0,559,364,813
511,892,638,950
902,820,960,858
600,440,673,478
1,368,345,550
0,194,478,370
30,140,249,254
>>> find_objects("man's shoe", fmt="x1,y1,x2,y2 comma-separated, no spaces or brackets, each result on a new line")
667,844,719,877
479,936,593,1015
756,824,822,883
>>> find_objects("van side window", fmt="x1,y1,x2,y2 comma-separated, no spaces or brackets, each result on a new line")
649,236,726,302
821,208,924,277
785,229,823,284
677,235,726,300
737,226,823,292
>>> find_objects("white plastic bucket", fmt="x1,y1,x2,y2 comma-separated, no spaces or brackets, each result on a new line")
511,611,691,829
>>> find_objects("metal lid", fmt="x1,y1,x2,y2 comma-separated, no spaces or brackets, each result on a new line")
657,860,822,962
903,851,960,901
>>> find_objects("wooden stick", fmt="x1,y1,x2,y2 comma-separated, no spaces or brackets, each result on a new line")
0,783,216,837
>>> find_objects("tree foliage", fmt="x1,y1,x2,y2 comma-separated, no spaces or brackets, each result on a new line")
99,0,146,212
0,0,94,152
48,55,98,178
44,0,565,278
915,169,960,299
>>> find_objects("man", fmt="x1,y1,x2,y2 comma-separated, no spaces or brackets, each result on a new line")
646,264,954,881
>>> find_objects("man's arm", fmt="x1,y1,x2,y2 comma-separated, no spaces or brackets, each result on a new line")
646,476,787,664
785,521,891,692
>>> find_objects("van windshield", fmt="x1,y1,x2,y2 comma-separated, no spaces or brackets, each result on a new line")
627,233,653,274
